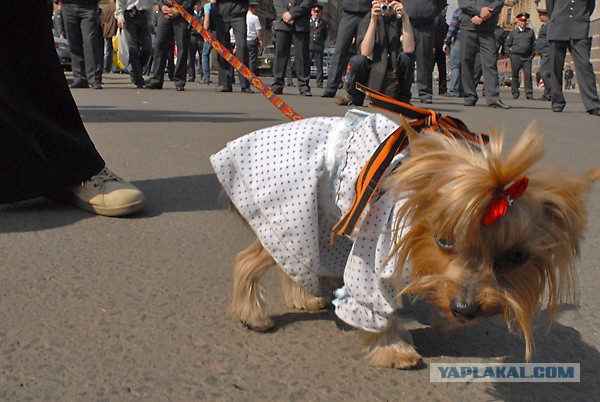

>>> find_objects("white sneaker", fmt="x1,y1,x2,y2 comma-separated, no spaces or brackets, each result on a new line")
67,167,145,217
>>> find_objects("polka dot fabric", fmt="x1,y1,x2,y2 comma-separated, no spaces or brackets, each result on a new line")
211,111,411,332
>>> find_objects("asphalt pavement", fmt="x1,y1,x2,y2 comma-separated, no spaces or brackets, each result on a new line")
1,72,598,400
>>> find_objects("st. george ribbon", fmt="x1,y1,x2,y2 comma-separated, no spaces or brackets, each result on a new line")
164,0,303,121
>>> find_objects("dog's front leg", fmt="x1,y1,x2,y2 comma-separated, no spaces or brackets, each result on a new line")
360,321,422,369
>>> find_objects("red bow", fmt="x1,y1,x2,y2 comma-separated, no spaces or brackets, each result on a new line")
482,177,529,226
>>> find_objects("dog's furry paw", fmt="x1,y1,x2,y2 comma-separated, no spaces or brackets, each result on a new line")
242,316,275,332
365,343,423,369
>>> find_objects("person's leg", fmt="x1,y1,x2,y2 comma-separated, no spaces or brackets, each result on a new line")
80,5,103,86
272,30,292,92
539,54,552,99
172,17,191,89
231,18,249,90
137,12,153,79
343,55,371,105
510,56,521,98
568,38,600,112
413,24,435,102
549,40,567,110
147,15,172,87
435,48,447,94
315,49,324,87
125,12,144,86
522,56,533,99
294,31,311,94
448,40,461,95
248,39,259,75
188,36,199,81
460,30,478,104
202,40,212,83
215,19,232,90
103,37,113,73
62,4,88,85
478,31,501,105
395,51,414,103
323,11,363,96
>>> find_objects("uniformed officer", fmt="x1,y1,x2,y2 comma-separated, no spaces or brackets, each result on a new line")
534,8,551,101
505,12,536,99
547,0,600,115
403,0,447,103
309,5,329,88
321,0,371,98
272,0,315,96
459,0,510,108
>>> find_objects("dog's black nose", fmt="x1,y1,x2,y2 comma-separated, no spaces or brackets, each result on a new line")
450,298,482,320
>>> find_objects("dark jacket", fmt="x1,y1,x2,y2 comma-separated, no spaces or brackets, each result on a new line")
534,21,550,56
547,0,595,40
505,27,535,56
61,0,99,6
213,0,248,22
309,16,329,51
403,0,446,27
434,13,449,50
158,0,197,15
341,0,371,14
459,0,505,32
273,0,315,32
357,12,404,92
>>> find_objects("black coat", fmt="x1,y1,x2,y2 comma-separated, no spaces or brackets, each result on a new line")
505,27,536,56
273,0,315,32
459,0,505,32
534,21,550,56
309,17,329,51
547,0,595,40
403,0,446,26
213,0,249,22
341,0,371,14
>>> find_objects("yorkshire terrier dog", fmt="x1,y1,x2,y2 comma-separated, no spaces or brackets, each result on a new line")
211,110,598,369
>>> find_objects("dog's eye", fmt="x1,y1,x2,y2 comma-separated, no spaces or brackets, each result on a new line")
436,237,455,253
494,250,530,268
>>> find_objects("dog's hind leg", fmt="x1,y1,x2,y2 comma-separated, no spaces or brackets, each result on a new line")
278,267,328,312
228,239,276,332
361,322,423,369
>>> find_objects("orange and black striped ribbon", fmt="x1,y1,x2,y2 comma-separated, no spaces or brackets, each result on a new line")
166,0,302,121
330,83,490,240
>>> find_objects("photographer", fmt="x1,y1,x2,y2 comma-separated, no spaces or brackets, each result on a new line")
335,0,415,106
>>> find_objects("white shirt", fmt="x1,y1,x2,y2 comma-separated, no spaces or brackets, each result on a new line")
115,0,152,23
246,11,261,41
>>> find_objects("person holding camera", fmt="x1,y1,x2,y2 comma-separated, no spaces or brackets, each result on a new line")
335,0,415,106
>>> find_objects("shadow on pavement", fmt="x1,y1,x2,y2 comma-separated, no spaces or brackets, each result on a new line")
0,174,228,232
77,106,279,124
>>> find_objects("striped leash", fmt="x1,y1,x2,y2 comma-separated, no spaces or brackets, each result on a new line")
165,0,302,121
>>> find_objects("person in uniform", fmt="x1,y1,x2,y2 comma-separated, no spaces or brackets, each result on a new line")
186,3,204,82
146,0,197,91
309,5,329,88
505,12,536,100
246,1,262,77
547,0,600,115
534,8,551,101
213,0,251,93
402,0,447,103
272,0,315,96
321,0,371,98
334,0,415,106
459,0,510,108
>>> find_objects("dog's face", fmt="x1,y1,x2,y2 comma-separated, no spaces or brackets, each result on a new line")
385,123,598,359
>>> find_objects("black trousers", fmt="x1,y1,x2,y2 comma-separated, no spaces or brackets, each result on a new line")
215,17,249,90
433,47,447,94
248,38,260,75
550,38,600,112
346,54,413,106
62,2,103,85
310,49,324,87
412,23,436,101
461,29,501,105
324,11,366,94
0,3,104,204
149,13,190,88
273,30,310,93
539,53,551,98
124,10,153,86
510,53,533,98
187,35,204,81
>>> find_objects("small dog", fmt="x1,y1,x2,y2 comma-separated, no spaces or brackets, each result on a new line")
211,111,598,369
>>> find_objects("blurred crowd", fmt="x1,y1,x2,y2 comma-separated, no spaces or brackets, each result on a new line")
49,0,599,115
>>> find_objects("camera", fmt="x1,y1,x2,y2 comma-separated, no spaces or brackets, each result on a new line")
380,3,389,13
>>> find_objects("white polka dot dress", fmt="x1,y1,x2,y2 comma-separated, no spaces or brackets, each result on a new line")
211,110,411,333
